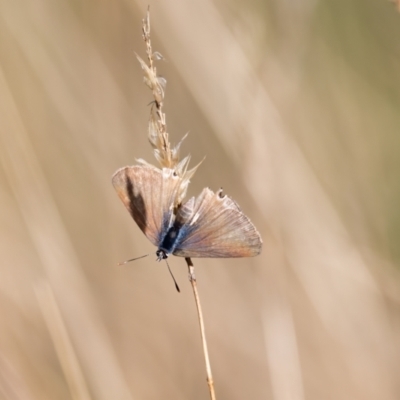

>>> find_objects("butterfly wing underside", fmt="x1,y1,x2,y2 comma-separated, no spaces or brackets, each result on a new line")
112,166,180,246
173,188,262,258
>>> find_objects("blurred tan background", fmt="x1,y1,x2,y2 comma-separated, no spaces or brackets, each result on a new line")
1,0,400,399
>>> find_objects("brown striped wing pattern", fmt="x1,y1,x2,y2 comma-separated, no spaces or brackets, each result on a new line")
172,188,262,258
112,166,180,247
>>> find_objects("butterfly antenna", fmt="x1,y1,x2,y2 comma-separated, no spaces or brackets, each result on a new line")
117,254,150,266
165,259,180,293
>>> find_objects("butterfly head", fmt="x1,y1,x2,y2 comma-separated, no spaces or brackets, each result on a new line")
156,249,168,262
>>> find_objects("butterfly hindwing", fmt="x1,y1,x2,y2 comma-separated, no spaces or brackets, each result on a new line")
172,188,262,258
112,166,181,246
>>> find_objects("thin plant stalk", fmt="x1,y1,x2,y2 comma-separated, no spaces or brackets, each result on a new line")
186,257,216,400
137,9,216,399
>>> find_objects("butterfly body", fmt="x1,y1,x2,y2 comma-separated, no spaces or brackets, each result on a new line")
157,224,186,257
112,165,262,259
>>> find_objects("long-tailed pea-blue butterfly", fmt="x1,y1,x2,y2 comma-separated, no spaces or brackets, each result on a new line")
112,165,262,261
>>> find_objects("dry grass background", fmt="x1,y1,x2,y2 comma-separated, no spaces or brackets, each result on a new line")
0,0,400,399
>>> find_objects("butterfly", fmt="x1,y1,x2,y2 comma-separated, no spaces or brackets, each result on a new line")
112,165,262,261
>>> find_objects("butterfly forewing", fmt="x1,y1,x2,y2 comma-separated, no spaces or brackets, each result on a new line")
173,188,262,258
112,166,181,246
